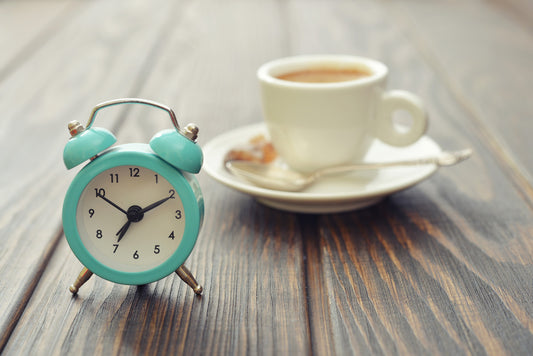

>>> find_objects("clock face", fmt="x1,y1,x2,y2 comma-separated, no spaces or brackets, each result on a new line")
75,165,186,273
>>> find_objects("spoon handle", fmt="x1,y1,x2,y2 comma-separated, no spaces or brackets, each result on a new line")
315,149,472,178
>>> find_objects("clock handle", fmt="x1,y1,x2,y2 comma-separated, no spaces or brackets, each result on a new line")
76,97,203,173
86,98,182,132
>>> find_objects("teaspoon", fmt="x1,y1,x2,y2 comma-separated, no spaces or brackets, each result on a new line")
225,149,472,192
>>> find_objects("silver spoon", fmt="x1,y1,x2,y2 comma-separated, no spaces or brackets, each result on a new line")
225,149,472,192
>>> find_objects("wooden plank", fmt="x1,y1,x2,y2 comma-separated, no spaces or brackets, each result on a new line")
0,0,178,351
488,0,533,30
0,1,71,80
2,0,532,355
3,1,312,355
4,206,310,355
290,0,533,354
383,0,533,187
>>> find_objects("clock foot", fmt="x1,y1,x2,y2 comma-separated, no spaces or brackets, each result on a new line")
175,265,203,295
69,267,93,294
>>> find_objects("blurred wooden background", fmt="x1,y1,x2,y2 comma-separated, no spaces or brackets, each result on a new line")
0,0,532,355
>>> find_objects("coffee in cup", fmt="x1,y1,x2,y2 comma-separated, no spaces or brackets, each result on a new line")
257,55,428,173
276,66,371,83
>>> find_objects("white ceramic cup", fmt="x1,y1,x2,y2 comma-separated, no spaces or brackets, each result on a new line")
257,55,428,173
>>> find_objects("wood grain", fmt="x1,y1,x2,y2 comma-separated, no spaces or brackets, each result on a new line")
0,1,72,81
0,0,178,350
3,1,312,355
293,1,533,354
384,0,533,186
1,0,532,355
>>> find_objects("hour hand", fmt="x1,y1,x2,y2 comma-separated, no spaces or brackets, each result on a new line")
116,220,131,242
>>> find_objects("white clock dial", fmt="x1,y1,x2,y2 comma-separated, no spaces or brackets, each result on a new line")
75,165,186,273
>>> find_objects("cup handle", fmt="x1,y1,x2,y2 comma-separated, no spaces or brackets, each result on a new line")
376,90,428,146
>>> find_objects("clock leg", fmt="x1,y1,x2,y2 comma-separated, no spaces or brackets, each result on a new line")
175,265,203,295
69,267,93,294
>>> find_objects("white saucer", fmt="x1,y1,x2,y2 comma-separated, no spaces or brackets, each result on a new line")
203,123,441,213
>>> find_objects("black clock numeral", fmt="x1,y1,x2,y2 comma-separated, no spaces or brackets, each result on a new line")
169,190,175,199
154,245,160,254
96,229,103,239
169,231,175,239
129,167,140,177
133,250,139,259
113,244,119,253
94,188,105,197
175,210,182,219
110,173,119,183
154,174,159,184
88,209,95,218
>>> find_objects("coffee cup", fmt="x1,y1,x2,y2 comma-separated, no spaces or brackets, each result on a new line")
257,55,428,173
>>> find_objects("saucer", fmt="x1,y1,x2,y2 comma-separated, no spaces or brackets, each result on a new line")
203,123,441,213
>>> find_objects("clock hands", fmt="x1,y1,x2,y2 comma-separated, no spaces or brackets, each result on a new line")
96,192,127,215
116,220,131,243
139,194,174,214
114,192,175,242
94,192,136,242
115,205,142,242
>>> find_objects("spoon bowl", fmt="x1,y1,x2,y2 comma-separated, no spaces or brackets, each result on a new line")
225,149,472,192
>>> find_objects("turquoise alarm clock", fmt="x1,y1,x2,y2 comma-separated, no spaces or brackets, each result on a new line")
62,98,204,296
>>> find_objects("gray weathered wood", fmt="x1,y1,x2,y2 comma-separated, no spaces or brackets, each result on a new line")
1,0,532,355
384,0,533,186
0,0,178,350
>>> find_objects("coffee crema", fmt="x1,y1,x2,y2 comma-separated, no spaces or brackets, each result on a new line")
276,67,371,83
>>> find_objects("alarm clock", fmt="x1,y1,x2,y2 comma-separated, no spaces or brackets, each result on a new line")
62,98,204,296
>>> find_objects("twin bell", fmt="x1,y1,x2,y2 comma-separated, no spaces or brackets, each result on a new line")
62,98,203,174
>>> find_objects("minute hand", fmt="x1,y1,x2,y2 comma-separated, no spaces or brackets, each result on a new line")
140,195,173,214
97,193,127,215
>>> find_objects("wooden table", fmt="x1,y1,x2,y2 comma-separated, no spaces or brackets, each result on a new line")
1,0,532,355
